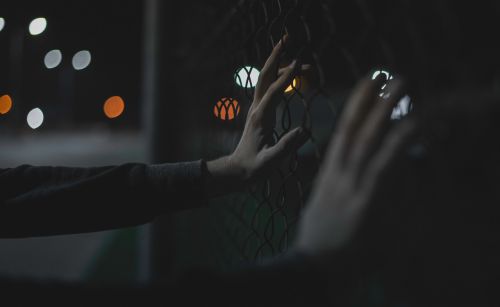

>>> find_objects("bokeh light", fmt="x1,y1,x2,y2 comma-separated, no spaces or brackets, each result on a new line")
214,98,240,121
44,49,62,69
72,50,91,70
372,70,394,97
285,77,300,93
27,108,44,129
0,17,5,32
391,95,412,120
103,96,125,119
0,95,12,115
235,66,260,88
29,17,47,36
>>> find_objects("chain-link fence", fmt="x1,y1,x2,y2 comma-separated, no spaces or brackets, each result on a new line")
168,0,500,274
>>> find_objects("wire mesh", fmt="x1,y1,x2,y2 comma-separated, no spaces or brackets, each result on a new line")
203,0,349,262
170,0,500,269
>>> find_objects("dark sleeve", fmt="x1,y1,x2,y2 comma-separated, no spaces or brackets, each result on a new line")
0,161,206,238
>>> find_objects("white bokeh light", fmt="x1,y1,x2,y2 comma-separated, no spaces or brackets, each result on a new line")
0,17,5,32
27,108,44,129
29,17,47,36
235,66,260,88
72,50,91,70
372,70,392,81
44,49,62,69
391,95,412,120
372,69,394,96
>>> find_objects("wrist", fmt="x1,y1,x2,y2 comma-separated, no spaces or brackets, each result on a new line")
204,155,246,198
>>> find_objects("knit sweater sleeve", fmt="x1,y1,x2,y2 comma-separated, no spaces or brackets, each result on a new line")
0,161,206,238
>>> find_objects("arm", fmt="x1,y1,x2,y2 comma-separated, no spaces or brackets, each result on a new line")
0,36,308,238
0,161,205,237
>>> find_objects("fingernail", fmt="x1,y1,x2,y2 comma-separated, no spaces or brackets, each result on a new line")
289,59,297,67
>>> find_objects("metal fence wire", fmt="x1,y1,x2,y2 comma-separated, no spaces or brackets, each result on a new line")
200,0,396,263
202,0,338,263
171,0,495,268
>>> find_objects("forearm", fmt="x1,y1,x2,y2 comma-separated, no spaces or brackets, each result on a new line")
0,161,205,237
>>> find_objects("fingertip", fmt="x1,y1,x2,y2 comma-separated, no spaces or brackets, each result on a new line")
388,77,405,89
383,78,406,103
293,127,310,145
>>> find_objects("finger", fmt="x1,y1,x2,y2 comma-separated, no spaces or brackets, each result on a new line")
262,127,308,164
278,64,312,76
349,78,405,174
360,120,416,200
327,73,387,164
255,35,288,101
257,59,298,114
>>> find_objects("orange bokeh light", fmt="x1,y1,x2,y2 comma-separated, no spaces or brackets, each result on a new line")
285,77,300,93
214,98,240,121
0,95,12,115
103,96,125,119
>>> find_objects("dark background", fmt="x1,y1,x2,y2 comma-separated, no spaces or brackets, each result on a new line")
0,0,499,300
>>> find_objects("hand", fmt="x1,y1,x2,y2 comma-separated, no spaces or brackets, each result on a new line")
294,74,415,257
206,37,310,197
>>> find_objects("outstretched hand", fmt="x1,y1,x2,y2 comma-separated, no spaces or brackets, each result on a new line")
206,37,309,197
294,74,415,257
229,37,311,182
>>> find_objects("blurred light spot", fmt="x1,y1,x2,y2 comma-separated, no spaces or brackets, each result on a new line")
285,77,300,93
29,17,47,35
391,95,412,120
214,98,240,121
44,49,62,69
235,66,260,88
27,108,44,129
0,95,12,114
72,50,91,70
103,96,125,119
372,70,391,81
0,17,5,32
372,69,394,97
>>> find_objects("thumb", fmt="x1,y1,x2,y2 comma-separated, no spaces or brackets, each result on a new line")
263,127,309,163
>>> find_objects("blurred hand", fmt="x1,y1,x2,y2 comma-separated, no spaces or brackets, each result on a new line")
206,37,310,196
294,75,415,257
